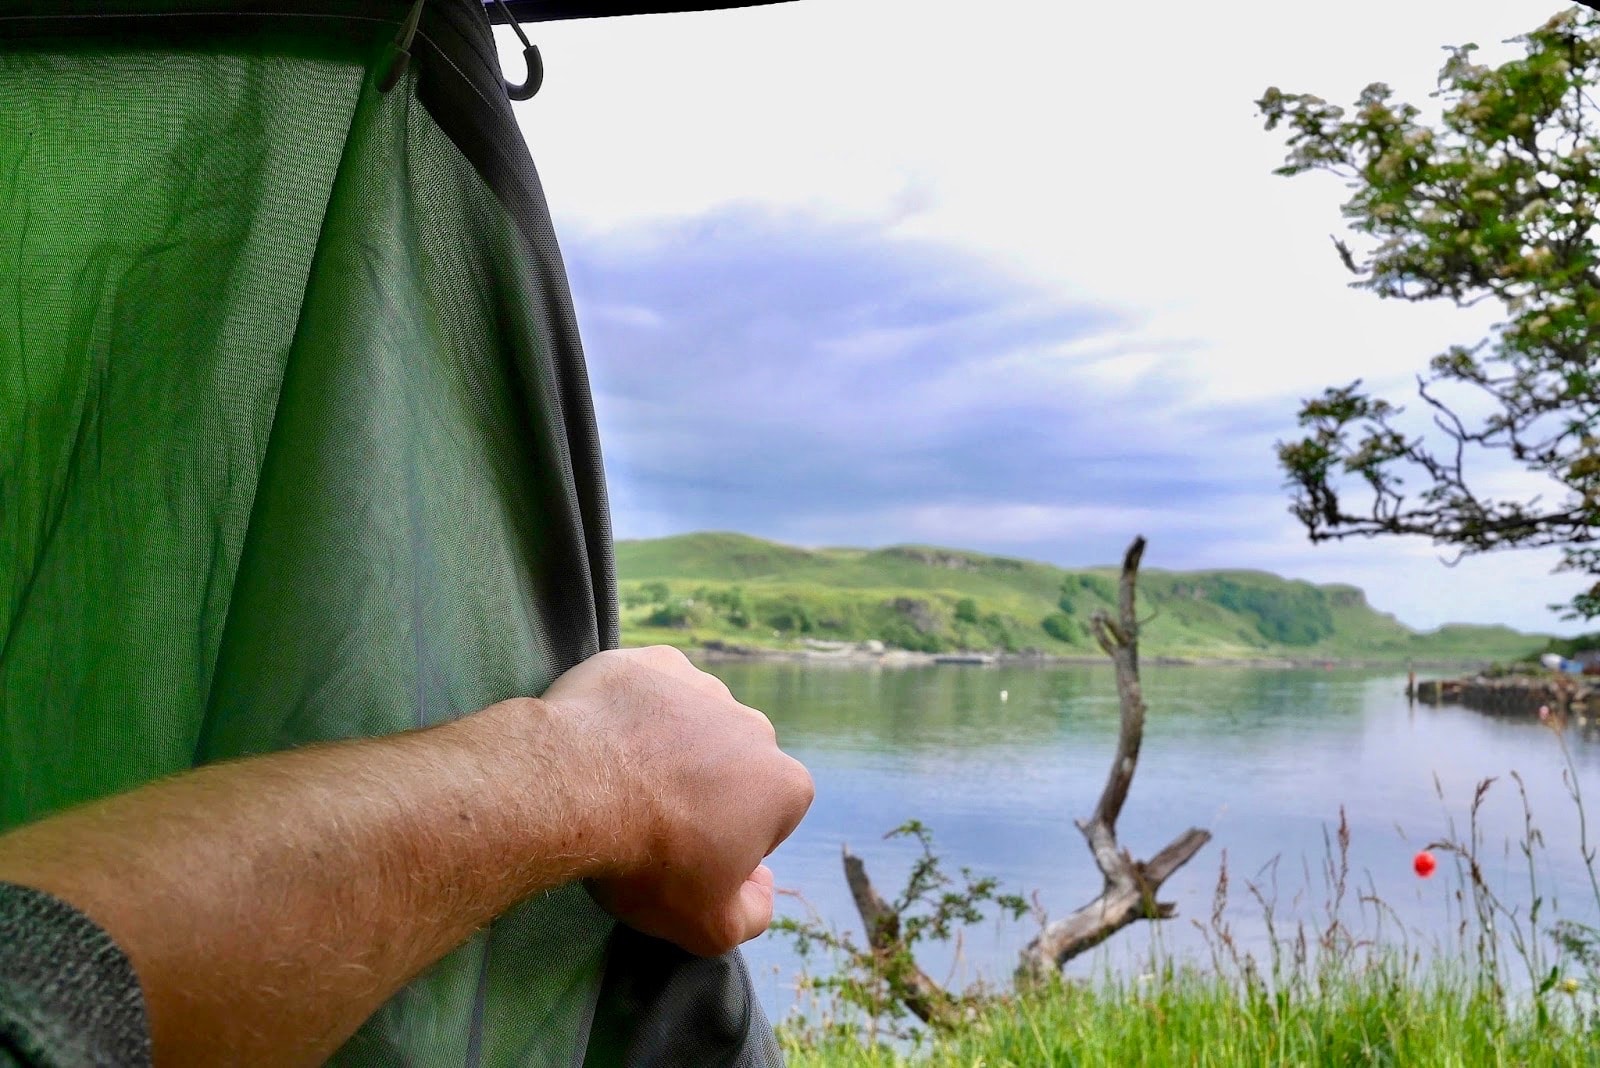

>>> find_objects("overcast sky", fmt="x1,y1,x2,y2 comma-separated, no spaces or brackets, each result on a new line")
503,0,1587,635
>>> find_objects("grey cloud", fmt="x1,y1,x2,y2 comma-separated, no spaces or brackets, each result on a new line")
563,209,1296,565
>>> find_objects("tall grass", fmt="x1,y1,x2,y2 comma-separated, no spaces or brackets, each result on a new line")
774,713,1600,1066
780,966,1599,1067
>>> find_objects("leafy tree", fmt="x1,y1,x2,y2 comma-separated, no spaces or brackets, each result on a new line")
1260,8,1600,618
976,611,1020,652
1041,612,1077,644
699,584,751,628
620,581,671,609
1203,577,1334,646
1068,574,1115,604
763,597,814,635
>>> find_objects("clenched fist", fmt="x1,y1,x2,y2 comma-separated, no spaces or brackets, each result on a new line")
538,646,814,956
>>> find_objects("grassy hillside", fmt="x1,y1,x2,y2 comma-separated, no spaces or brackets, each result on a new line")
615,532,1545,663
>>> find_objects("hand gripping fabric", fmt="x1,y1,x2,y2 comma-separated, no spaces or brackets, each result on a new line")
0,2,781,1064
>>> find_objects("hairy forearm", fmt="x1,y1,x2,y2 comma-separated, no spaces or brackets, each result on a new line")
0,698,611,1067
0,646,814,1066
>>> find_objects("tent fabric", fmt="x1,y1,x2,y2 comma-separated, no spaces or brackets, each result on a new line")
0,2,779,1064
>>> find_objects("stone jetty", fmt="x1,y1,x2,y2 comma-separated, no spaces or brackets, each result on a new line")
1413,673,1598,717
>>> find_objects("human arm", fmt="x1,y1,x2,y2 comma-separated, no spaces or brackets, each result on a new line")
0,646,813,1067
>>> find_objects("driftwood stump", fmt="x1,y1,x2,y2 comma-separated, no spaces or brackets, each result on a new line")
839,536,1212,1020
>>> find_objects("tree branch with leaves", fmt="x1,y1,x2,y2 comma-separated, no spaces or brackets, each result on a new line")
1261,7,1600,618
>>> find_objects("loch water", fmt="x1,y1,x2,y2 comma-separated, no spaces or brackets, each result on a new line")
713,661,1600,1024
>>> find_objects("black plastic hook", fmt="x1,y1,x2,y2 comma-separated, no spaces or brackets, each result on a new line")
506,43,544,101
492,0,543,101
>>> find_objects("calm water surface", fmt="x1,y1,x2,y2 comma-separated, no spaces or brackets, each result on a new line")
711,661,1600,1023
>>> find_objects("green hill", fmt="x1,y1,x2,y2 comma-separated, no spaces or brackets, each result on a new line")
614,532,1545,663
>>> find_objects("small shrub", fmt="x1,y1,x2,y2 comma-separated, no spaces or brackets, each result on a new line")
645,597,711,629
1041,612,1076,644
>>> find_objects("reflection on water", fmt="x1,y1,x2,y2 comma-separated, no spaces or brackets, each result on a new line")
713,661,1600,1022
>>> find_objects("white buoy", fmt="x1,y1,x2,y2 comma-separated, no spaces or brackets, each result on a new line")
1000,689,1009,703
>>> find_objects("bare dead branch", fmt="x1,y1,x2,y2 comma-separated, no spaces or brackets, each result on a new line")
835,536,1211,1017
1018,536,1211,984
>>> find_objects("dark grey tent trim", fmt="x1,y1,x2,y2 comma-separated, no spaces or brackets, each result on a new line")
490,0,795,22
0,0,794,23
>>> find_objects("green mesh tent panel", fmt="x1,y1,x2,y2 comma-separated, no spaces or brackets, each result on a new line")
0,2,786,1063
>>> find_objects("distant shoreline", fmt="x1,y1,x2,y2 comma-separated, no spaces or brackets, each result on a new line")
616,533,1544,667
664,641,1493,671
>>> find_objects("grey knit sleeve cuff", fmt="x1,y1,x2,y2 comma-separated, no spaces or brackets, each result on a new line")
0,882,151,1068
